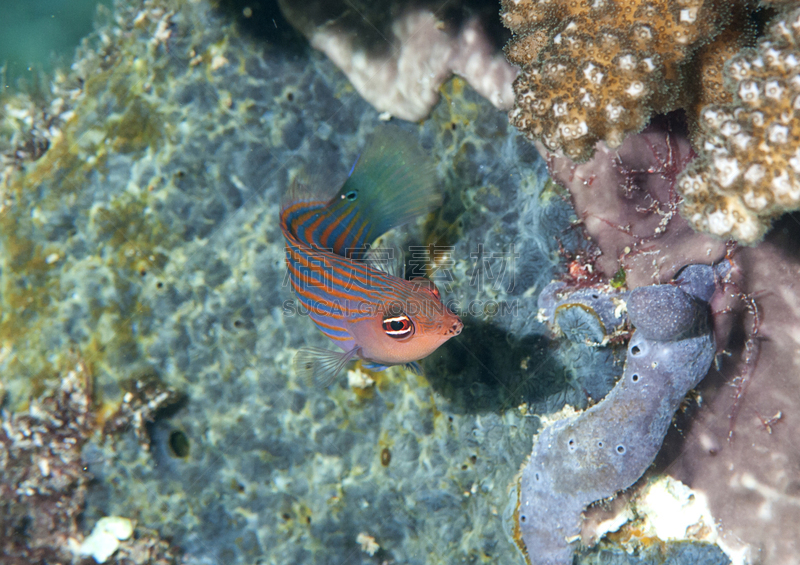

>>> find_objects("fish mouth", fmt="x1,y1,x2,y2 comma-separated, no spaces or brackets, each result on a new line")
449,318,463,336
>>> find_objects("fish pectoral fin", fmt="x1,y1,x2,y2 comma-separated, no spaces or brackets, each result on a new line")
363,244,405,278
404,361,422,375
294,346,360,388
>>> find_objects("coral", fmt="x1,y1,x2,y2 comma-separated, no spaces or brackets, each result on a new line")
685,24,750,129
1,1,558,563
666,226,800,565
277,0,517,121
0,363,93,564
678,7,800,243
539,115,729,288
515,265,718,565
543,114,800,564
501,0,727,161
0,360,177,564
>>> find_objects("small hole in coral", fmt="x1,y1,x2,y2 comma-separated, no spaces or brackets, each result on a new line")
520,515,527,523
591,294,599,299
597,441,604,448
631,345,641,355
140,269,147,277
616,445,626,454
233,319,243,329
168,430,190,458
286,92,294,102
156,281,164,289
631,374,639,382
534,472,540,481
450,122,457,130
281,513,291,521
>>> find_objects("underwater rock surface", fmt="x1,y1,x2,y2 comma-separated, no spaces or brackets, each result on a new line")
3,0,798,564
0,1,562,563
517,265,718,565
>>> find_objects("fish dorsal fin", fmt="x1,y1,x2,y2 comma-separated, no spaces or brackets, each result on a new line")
313,125,439,257
293,346,360,388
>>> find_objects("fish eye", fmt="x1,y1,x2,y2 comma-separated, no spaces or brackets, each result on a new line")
342,190,358,201
382,314,414,339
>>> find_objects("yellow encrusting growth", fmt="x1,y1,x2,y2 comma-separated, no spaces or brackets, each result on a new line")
501,0,726,162
678,7,800,243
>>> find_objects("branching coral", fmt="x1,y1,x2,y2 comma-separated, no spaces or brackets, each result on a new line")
678,6,800,243
501,0,728,162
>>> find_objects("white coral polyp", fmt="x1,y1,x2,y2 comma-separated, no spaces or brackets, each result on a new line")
731,132,752,151
618,54,636,71
580,91,596,108
701,107,730,128
728,59,751,80
744,164,766,184
733,215,761,242
706,209,735,236
625,81,645,98
765,80,785,100
605,102,624,122
679,8,697,23
743,189,769,211
768,123,789,145
789,148,800,173
560,121,588,140
678,174,705,197
719,121,741,137
738,80,761,105
713,156,742,188
772,171,800,202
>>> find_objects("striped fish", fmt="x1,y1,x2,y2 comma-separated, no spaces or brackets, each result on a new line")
281,126,462,385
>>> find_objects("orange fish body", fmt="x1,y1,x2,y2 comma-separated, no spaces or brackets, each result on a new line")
280,126,462,384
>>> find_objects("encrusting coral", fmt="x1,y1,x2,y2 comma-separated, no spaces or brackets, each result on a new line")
677,6,800,243
501,0,728,162
277,0,517,121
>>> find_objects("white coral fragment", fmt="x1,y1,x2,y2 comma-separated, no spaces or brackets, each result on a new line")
77,517,133,563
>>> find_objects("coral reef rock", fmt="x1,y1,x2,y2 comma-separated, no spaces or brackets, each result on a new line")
501,0,727,162
515,265,719,565
678,6,800,244
278,0,517,121
541,113,800,564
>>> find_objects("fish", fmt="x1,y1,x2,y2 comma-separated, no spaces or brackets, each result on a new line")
280,126,463,386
